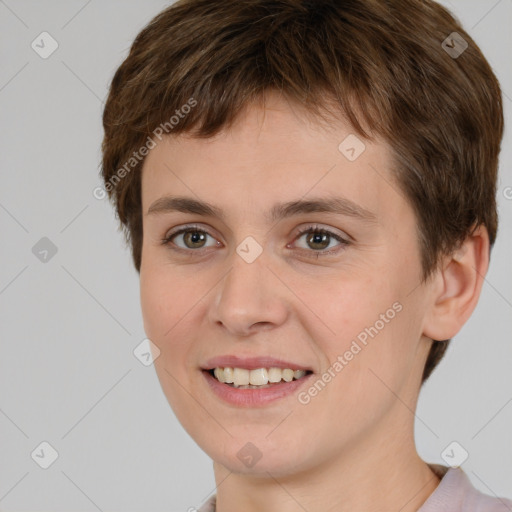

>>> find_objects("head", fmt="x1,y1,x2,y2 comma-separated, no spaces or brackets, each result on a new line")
101,0,503,476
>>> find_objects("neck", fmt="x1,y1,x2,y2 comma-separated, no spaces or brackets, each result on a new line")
212,417,440,512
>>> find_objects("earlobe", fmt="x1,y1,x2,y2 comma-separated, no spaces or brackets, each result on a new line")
422,225,490,341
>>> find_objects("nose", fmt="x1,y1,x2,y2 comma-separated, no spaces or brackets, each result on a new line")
208,248,289,337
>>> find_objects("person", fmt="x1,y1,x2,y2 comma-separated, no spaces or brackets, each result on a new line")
100,0,511,510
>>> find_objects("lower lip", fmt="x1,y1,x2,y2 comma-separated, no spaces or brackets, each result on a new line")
202,370,313,407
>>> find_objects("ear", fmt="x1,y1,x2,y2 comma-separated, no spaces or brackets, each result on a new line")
422,225,490,341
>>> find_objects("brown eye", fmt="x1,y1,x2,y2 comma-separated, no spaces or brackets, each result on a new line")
163,227,219,250
292,226,349,256
181,230,208,249
305,231,331,250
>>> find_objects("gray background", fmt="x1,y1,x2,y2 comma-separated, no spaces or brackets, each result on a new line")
0,0,510,510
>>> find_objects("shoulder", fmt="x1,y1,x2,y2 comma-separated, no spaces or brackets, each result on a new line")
420,466,512,512
197,495,216,512
195,468,512,512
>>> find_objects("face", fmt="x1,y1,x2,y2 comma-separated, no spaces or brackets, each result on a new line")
139,93,434,477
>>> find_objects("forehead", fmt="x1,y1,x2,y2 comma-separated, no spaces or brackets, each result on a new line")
140,95,407,228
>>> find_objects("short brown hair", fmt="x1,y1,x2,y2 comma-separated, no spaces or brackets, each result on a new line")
101,0,504,382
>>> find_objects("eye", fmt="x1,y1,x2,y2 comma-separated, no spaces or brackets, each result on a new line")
162,223,350,257
162,225,220,251
291,225,350,256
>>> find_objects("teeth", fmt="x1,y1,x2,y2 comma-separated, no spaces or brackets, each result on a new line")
223,367,234,383
268,367,282,383
214,367,225,383
294,370,306,379
233,368,250,386
282,369,294,382
249,368,268,385
211,367,309,387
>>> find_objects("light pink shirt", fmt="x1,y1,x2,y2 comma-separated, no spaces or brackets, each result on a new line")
197,466,512,511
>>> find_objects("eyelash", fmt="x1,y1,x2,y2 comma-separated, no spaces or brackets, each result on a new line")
161,224,350,258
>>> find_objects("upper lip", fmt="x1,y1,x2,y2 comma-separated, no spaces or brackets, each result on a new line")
202,355,313,372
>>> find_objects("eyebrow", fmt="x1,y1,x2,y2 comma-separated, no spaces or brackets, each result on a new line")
146,195,377,224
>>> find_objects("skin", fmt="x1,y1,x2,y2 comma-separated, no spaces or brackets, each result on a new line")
139,91,489,512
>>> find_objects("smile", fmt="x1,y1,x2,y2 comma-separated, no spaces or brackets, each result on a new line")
209,367,311,388
202,367,314,407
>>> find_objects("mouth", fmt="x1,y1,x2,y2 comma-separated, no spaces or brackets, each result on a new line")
204,366,313,389
200,356,315,406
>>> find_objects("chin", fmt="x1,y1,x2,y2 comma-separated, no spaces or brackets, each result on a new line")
215,450,307,477
195,431,315,477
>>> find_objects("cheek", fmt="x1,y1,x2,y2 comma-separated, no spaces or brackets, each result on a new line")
298,312,417,448
140,271,167,342
307,274,396,351
328,300,423,428
140,265,198,412
305,274,417,396
140,263,193,352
